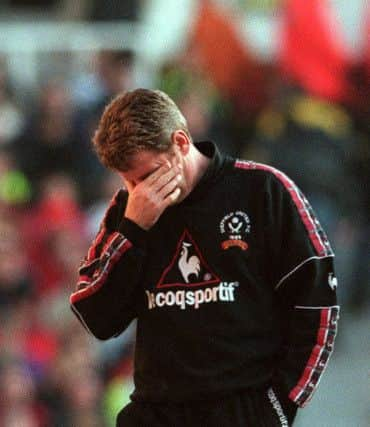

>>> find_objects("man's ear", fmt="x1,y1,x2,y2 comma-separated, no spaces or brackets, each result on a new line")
171,130,190,155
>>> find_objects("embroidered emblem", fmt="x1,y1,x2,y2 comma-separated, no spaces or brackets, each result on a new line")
220,211,250,250
156,229,220,289
148,229,240,310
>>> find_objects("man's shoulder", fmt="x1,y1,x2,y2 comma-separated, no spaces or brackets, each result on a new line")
231,159,292,187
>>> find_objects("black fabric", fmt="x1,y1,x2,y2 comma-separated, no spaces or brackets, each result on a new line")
119,216,148,249
116,385,298,426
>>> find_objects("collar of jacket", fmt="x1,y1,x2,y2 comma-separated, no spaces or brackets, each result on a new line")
181,141,226,205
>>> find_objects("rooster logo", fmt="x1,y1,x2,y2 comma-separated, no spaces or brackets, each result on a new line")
156,229,219,289
178,242,201,283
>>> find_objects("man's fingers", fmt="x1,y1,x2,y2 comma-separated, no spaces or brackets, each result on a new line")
154,168,181,193
158,174,181,199
145,161,171,186
124,179,134,193
165,187,181,205
171,187,181,201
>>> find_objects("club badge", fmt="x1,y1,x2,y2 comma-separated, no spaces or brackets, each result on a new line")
220,211,251,250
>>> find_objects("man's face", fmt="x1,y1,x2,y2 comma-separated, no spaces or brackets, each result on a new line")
118,147,186,198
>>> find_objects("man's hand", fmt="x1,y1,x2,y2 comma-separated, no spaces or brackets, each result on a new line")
124,162,182,230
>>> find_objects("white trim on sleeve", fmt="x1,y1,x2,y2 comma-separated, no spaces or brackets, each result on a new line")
274,254,334,291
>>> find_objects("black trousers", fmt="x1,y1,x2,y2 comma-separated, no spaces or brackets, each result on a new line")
116,386,298,426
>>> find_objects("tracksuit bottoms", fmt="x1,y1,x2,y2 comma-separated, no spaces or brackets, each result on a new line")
116,385,298,426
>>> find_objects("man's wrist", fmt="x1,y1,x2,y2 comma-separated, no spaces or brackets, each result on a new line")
119,217,148,248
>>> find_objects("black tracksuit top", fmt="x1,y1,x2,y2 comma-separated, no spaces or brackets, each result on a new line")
71,142,339,409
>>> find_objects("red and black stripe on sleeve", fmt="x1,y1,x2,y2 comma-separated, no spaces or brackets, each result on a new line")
288,305,339,406
234,160,333,259
70,190,132,304
235,160,339,407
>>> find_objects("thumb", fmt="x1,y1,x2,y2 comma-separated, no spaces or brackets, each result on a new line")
124,179,134,194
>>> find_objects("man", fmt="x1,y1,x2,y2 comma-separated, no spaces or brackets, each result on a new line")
70,89,339,426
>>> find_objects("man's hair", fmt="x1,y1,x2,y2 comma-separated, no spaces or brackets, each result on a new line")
92,88,190,171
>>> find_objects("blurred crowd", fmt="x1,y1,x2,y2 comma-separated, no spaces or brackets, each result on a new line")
0,1,369,426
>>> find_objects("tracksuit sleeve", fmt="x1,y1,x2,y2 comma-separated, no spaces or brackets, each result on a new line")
265,172,339,410
70,190,147,340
